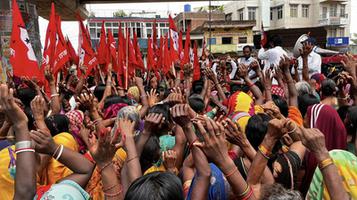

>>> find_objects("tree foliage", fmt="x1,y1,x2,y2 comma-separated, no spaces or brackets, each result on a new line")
113,10,127,17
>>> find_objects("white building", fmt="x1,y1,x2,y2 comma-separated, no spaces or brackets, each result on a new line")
224,0,351,44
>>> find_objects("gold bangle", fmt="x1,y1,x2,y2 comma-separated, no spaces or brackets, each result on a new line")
258,144,271,159
237,184,250,198
318,158,333,170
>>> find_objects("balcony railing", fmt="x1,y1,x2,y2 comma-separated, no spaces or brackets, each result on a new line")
319,17,348,26
320,0,348,3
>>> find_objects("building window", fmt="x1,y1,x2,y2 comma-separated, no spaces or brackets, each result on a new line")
330,4,337,17
277,6,283,19
208,38,216,45
238,8,244,20
225,13,232,21
340,4,346,17
239,37,247,43
270,8,274,20
90,28,96,39
322,7,327,19
105,22,112,27
248,7,256,20
146,29,152,38
339,28,344,36
302,5,309,18
222,37,233,44
330,29,337,37
290,4,298,18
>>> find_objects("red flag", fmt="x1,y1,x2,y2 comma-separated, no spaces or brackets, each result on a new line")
133,32,144,70
147,37,154,72
127,33,137,76
41,3,56,69
183,26,191,65
97,22,108,65
178,30,183,60
107,29,118,72
66,37,79,65
152,20,158,50
53,15,70,74
9,0,41,79
163,35,170,75
117,24,125,77
261,22,267,47
156,35,164,71
77,15,98,75
193,41,200,81
169,15,179,51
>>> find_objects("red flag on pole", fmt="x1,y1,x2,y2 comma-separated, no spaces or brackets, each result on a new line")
152,20,158,50
156,35,164,71
260,22,267,47
163,35,170,75
9,0,41,79
133,32,144,70
107,29,118,72
117,24,125,77
41,3,56,70
178,30,183,60
97,22,108,65
77,15,98,75
193,41,200,81
183,26,191,65
147,37,154,72
66,37,79,65
53,15,70,74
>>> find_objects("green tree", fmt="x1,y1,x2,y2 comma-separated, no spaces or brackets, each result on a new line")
113,10,127,17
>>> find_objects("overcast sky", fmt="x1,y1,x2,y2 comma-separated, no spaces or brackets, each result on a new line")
38,0,357,50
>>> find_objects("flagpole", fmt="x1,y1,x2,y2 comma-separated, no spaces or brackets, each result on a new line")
125,22,129,90
209,0,212,53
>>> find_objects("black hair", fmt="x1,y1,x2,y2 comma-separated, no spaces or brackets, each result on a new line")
269,35,283,47
16,88,37,107
87,76,96,88
148,104,171,134
337,105,349,123
192,79,204,94
93,84,106,101
139,135,161,173
246,113,272,150
298,94,320,117
230,83,249,94
321,79,337,97
272,94,289,117
347,106,357,142
125,172,184,200
103,95,130,110
188,94,205,113
24,106,35,130
44,114,70,136
243,45,252,52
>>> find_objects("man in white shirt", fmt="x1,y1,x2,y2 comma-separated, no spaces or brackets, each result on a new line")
295,38,321,80
238,45,258,82
258,35,287,84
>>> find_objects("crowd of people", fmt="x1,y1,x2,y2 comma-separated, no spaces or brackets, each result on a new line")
0,34,357,200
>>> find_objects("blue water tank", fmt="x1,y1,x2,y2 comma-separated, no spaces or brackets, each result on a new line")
184,4,191,12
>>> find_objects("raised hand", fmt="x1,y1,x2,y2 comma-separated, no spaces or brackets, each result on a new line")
222,118,247,147
279,55,291,73
261,101,284,120
238,63,249,79
299,128,327,158
89,122,124,165
299,42,313,59
262,68,273,89
147,89,158,107
266,118,290,140
76,92,95,110
29,129,57,155
163,88,184,106
341,53,357,78
193,117,229,168
163,150,177,170
133,76,144,87
30,95,46,121
170,104,192,128
118,117,136,138
0,84,28,126
144,113,163,134
44,65,55,84
204,68,217,83
250,61,261,72
79,65,88,75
